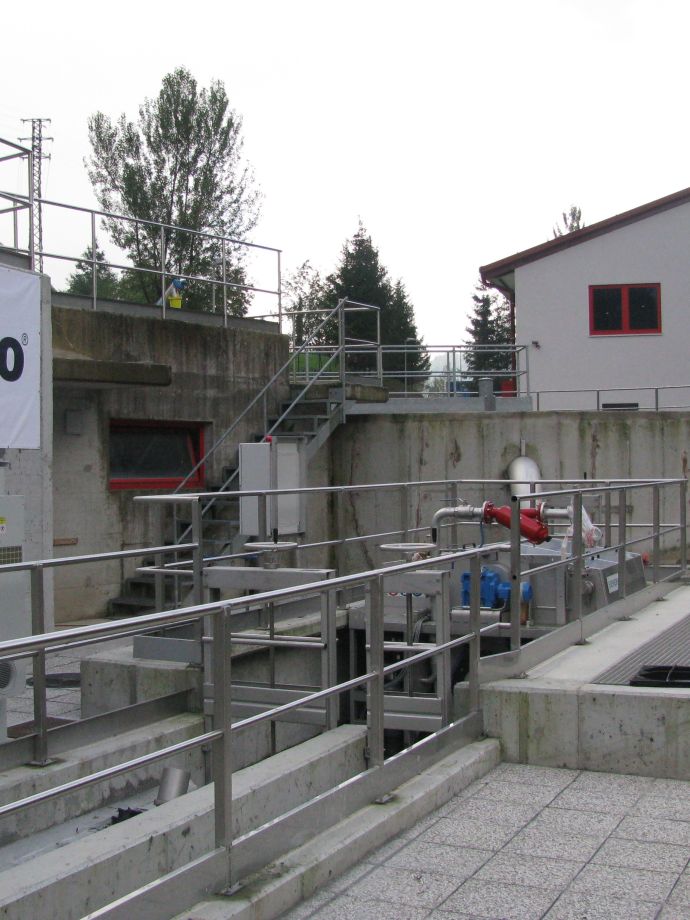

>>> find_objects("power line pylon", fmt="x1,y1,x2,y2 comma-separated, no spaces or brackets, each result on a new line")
19,118,52,272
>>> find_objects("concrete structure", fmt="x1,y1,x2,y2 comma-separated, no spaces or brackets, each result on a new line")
481,187,690,409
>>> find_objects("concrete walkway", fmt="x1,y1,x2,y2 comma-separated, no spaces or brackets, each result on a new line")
279,762,690,920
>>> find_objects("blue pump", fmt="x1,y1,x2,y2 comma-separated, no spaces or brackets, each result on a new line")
461,567,533,609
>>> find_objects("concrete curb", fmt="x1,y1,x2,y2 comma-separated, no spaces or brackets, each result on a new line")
176,737,500,920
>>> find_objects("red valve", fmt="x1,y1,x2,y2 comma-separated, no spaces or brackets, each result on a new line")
482,502,550,544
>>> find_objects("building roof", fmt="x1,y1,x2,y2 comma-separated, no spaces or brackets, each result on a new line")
480,185,690,295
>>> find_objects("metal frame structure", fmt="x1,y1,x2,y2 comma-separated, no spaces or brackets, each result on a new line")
0,475,687,915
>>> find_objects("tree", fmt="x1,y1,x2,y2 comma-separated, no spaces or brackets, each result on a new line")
65,246,121,300
86,67,260,314
553,205,584,238
465,280,512,393
322,224,429,383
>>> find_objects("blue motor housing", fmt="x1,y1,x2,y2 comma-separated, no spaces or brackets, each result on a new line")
461,567,533,608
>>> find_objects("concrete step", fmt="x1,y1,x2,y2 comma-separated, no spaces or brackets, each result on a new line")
171,738,500,920
0,725,368,920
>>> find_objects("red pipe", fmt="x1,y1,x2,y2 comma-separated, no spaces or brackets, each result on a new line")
482,502,550,544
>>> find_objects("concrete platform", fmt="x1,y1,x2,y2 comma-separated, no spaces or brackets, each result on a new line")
481,584,690,778
273,761,690,920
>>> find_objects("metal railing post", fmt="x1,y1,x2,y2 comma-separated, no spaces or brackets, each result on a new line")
376,311,382,384
510,495,522,651
571,492,584,637
449,482,459,548
257,493,268,542
468,553,481,714
160,224,166,320
321,585,338,730
191,498,204,607
604,486,612,548
680,479,687,577
400,484,410,540
221,238,228,326
28,152,35,271
277,250,282,334
212,606,233,888
366,575,385,767
618,488,628,599
652,484,660,584
30,564,50,765
452,347,457,398
90,211,97,310
435,570,452,726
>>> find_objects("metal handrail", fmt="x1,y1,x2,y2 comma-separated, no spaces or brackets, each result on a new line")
533,382,690,411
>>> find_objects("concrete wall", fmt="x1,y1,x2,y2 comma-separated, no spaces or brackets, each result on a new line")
2,271,54,627
515,201,690,408
51,304,287,622
324,410,690,573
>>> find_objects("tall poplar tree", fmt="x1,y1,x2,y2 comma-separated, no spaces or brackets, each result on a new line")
86,67,259,313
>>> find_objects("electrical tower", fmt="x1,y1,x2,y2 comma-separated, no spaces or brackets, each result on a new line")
19,118,52,272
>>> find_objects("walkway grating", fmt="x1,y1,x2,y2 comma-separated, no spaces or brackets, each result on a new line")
595,610,690,686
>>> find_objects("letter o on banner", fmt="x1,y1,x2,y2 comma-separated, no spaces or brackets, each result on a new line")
0,337,24,382
0,267,41,449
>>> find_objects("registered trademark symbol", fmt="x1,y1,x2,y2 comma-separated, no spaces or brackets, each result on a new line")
21,333,28,346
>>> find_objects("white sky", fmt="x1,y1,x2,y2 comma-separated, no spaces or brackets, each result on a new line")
1,0,689,344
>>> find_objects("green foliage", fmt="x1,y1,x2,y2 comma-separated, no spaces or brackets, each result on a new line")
285,226,429,386
65,246,121,300
553,205,584,238
86,67,259,314
465,280,512,391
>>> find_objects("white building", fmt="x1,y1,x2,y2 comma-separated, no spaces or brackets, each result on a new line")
480,188,690,410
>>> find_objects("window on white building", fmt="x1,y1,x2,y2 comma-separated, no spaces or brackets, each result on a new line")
589,284,661,335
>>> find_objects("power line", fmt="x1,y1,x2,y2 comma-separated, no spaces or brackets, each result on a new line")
19,117,53,272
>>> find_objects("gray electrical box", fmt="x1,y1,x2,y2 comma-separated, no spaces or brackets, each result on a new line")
239,439,306,536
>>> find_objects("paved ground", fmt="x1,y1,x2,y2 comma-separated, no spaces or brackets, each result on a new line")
279,762,690,920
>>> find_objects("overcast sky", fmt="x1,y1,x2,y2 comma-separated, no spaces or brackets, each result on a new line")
1,0,689,343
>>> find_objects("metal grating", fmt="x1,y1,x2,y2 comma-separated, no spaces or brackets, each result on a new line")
595,612,690,685
0,546,21,564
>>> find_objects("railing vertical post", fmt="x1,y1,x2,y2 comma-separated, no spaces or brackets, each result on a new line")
449,482,459,548
468,553,481,714
655,388,659,411
277,249,283,334
604,485,612,548
257,493,268,542
366,575,385,767
435,570,452,726
160,224,166,320
155,504,165,611
212,606,233,888
618,488,628,599
221,238,228,327
13,202,18,251
321,584,338,730
400,484,409,540
510,495,522,651
90,211,97,310
339,300,347,424
572,492,584,636
191,498,204,607
30,564,50,766
680,479,687,577
596,390,601,411
652,484,660,584
376,310,382,384
28,151,35,271
452,347,457,398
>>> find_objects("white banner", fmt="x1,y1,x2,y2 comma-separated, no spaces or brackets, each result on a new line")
0,267,41,449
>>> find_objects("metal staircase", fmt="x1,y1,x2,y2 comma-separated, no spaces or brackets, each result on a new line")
107,299,385,614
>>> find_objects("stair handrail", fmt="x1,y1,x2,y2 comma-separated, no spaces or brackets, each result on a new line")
172,298,347,497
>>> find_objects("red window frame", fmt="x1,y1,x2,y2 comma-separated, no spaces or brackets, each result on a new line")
589,283,661,336
109,419,205,491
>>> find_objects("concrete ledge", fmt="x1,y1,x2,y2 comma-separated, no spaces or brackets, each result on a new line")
173,738,500,920
480,586,690,778
0,725,367,920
